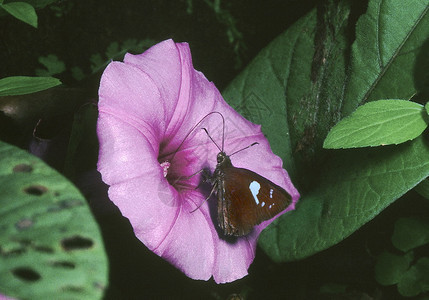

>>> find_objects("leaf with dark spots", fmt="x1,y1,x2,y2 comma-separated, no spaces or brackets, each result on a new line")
51,261,76,269
0,246,26,257
62,236,94,251
15,218,34,230
12,267,41,282
33,246,54,254
23,185,48,196
13,164,33,173
0,141,107,299
47,199,83,212
61,286,84,293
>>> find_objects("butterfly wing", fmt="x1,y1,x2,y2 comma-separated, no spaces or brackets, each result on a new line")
217,167,292,236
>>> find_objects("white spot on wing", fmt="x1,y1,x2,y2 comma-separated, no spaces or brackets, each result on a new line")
249,181,261,205
269,188,273,198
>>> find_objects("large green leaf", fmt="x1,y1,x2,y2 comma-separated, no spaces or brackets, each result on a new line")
223,0,429,261
343,0,429,109
0,141,108,300
260,136,429,261
223,1,351,184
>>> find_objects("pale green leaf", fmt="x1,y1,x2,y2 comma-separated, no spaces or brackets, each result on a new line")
324,100,427,148
1,2,37,28
0,141,108,299
0,76,61,96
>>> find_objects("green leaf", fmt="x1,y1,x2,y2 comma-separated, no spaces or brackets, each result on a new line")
1,2,37,28
319,283,348,295
0,0,58,16
343,0,429,110
374,251,413,286
260,136,429,261
0,76,61,96
398,257,429,297
223,8,320,180
105,42,120,59
392,217,429,252
426,102,429,116
122,38,156,52
224,0,429,261
414,177,429,199
88,39,157,76
90,53,105,73
71,66,86,81
35,54,66,76
324,100,428,148
0,141,108,299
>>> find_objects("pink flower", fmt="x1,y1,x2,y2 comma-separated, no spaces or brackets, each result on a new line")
97,39,299,283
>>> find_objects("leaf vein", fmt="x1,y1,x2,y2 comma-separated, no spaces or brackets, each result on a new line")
360,3,429,105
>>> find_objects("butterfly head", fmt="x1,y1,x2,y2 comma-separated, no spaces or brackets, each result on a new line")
216,151,232,168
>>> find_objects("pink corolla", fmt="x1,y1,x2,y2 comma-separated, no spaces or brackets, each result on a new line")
97,39,299,283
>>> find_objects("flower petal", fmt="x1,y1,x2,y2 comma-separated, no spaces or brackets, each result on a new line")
123,40,183,134
213,237,257,283
153,190,217,280
98,116,178,247
98,61,165,146
98,39,300,284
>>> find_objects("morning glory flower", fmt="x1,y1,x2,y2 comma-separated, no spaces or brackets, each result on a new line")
97,39,299,283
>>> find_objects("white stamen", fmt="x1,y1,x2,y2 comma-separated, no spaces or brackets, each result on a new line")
160,161,170,177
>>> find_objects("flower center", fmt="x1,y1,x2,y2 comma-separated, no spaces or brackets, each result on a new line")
160,161,170,178
159,152,211,198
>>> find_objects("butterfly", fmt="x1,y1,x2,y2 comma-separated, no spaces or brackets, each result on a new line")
200,114,292,236
170,112,292,237
211,149,292,236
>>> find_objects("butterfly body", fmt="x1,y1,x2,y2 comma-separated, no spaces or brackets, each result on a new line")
213,151,292,236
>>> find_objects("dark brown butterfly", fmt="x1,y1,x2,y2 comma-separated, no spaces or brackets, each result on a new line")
211,150,292,236
169,112,292,236
200,114,292,236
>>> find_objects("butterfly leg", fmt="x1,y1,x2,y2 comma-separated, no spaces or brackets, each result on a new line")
189,181,217,213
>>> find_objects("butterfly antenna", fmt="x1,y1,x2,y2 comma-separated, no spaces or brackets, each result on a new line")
221,112,225,151
201,128,222,152
166,111,225,162
229,142,259,157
